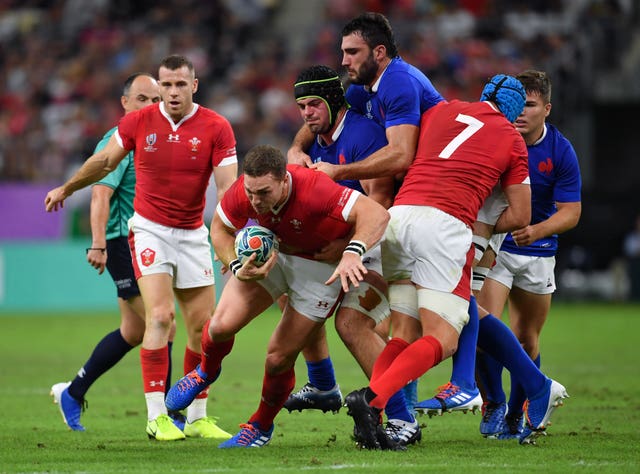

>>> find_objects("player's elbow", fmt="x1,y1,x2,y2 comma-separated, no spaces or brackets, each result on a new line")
514,209,531,230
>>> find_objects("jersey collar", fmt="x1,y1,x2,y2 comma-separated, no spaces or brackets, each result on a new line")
159,102,200,131
271,171,292,215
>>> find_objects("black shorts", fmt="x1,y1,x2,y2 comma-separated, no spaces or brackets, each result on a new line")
106,236,140,300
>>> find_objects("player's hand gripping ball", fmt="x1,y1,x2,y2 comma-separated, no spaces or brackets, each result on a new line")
234,225,279,266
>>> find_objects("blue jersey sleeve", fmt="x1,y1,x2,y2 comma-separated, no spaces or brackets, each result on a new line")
552,141,582,203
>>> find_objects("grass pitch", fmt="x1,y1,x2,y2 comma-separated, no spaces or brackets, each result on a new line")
0,302,638,473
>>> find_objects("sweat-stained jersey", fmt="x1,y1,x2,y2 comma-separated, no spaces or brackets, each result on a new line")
115,102,237,229
394,100,529,227
308,110,388,193
345,57,444,129
217,165,359,260
500,123,581,257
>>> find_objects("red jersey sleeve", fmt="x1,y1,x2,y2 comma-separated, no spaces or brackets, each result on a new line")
210,115,237,167
501,134,530,187
115,108,142,152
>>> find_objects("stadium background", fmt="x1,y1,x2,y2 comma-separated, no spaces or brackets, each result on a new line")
0,0,638,310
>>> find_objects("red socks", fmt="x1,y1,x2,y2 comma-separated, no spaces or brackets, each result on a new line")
249,368,295,431
140,347,169,393
200,319,235,377
369,335,443,410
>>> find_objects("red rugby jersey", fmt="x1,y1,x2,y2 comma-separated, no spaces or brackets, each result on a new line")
218,165,358,260
116,102,237,229
395,100,529,227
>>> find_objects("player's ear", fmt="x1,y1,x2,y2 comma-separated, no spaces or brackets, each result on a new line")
192,78,199,94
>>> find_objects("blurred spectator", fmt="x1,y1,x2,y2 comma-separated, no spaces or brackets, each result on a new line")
623,214,640,300
0,0,637,247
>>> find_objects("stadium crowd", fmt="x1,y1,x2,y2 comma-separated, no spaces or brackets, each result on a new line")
0,0,634,184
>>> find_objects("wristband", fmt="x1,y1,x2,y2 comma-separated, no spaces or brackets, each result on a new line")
86,247,106,254
229,258,242,276
343,240,367,257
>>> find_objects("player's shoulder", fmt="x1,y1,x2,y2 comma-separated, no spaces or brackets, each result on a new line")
543,123,578,159
381,58,428,86
195,104,232,125
345,109,384,131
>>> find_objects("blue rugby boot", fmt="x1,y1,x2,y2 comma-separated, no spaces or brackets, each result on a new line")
218,422,273,448
165,365,219,411
520,378,568,444
283,383,342,413
415,382,483,417
50,382,86,431
479,401,507,438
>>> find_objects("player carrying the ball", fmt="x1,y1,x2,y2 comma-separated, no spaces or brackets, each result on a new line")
165,144,391,448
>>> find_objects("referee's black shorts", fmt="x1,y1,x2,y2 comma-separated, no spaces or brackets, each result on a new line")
106,236,140,300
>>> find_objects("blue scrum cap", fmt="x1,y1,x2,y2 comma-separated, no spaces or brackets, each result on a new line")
480,74,526,123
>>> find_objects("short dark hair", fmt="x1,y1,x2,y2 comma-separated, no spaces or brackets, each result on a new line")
516,70,552,104
242,145,286,180
122,72,155,96
342,12,398,58
159,54,195,75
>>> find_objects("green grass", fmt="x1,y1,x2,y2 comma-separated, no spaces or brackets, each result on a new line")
1,303,638,473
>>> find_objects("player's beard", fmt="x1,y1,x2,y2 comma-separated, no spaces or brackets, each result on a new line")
349,52,378,86
307,121,330,135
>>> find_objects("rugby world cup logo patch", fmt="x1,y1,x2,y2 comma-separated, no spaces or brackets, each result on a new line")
144,133,157,152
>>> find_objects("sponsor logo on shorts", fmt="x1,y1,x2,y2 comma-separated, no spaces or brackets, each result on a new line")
141,248,156,266
316,300,329,309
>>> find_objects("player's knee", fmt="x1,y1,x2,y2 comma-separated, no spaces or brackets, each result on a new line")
265,350,295,375
120,325,144,346
146,305,175,329
335,308,375,346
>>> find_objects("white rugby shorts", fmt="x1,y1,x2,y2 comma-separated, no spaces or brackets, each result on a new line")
487,251,556,294
128,212,214,289
382,205,473,299
257,253,343,323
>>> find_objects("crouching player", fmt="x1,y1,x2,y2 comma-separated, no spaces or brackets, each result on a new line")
164,145,390,448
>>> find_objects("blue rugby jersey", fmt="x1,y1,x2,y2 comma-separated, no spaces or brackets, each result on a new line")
308,110,388,193
345,57,444,129
500,123,582,257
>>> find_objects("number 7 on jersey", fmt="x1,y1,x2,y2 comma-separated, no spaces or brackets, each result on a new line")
438,114,484,159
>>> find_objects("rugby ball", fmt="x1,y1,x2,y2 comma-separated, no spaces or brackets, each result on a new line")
234,225,278,266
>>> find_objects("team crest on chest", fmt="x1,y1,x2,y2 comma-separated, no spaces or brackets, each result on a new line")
144,133,157,152
189,137,201,152
290,218,302,232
